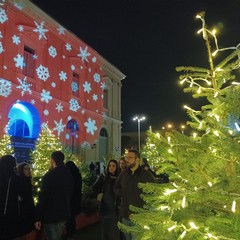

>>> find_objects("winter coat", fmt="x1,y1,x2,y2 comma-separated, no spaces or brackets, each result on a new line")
93,174,119,218
35,165,74,224
0,173,27,239
114,166,155,219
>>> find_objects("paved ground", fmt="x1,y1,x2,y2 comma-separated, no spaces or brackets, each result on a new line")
74,221,101,240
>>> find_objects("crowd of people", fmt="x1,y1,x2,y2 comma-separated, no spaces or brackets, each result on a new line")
0,150,166,240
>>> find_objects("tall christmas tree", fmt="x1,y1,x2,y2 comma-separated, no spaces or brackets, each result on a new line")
0,132,13,156
31,125,62,199
120,13,240,239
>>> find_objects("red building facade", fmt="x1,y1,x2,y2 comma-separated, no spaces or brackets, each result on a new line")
0,0,125,163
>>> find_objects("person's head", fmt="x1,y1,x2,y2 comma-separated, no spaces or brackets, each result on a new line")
107,159,119,176
0,155,17,180
125,149,140,170
51,151,65,168
17,162,32,178
119,157,127,171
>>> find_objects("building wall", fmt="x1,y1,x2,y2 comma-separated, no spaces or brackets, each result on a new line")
0,0,125,164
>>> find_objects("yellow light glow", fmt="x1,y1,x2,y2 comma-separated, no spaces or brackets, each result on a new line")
168,225,177,231
189,222,198,229
168,149,173,154
164,188,177,195
208,182,213,187
144,225,150,230
232,200,236,213
180,230,187,239
182,196,186,208
212,29,217,35
193,132,197,138
213,130,219,136
214,91,219,98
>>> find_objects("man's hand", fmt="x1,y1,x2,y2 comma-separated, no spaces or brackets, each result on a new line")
34,221,42,230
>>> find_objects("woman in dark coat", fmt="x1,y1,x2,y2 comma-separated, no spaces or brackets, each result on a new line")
65,160,82,238
92,159,120,240
17,162,35,238
0,155,27,240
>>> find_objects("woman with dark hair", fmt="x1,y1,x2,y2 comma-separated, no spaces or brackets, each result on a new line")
0,155,26,239
65,161,82,239
17,162,35,239
92,159,120,240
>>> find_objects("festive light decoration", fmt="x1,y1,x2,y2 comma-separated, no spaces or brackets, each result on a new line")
118,13,240,240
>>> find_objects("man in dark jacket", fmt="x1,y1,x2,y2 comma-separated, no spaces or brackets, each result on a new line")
35,151,73,240
114,150,155,240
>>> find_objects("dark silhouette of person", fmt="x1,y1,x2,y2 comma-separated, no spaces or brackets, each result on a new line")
17,162,35,238
65,160,82,238
0,155,28,239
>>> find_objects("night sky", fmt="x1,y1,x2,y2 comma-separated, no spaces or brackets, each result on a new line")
32,0,240,132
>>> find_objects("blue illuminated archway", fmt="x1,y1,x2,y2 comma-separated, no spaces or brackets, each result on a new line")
8,102,41,139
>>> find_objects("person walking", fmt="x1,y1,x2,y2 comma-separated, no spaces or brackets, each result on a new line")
114,150,155,240
0,155,27,240
34,151,74,240
93,159,120,240
65,160,82,239
17,162,35,239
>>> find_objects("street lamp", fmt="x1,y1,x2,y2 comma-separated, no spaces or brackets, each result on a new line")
133,115,146,152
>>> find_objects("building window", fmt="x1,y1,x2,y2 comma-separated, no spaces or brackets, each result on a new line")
72,72,80,97
23,46,35,78
9,120,30,137
103,89,108,108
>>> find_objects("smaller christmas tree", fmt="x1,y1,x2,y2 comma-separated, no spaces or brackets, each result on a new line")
31,124,62,201
0,132,13,156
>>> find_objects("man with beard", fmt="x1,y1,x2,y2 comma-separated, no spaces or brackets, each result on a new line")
114,150,155,240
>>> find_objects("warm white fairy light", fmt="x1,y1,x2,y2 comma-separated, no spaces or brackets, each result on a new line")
182,196,186,208
197,87,201,94
144,225,150,230
180,230,187,239
214,91,219,98
208,182,213,187
168,149,173,154
168,225,177,231
189,222,198,229
232,81,240,85
167,136,171,143
213,130,219,137
231,200,236,213
206,233,218,239
164,188,177,196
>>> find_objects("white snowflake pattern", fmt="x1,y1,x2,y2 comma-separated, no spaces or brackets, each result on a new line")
43,109,49,116
83,81,91,93
92,56,97,63
0,78,12,97
93,73,100,83
13,54,24,69
71,82,78,93
92,94,98,101
16,76,32,96
33,21,48,40
56,103,63,112
36,65,50,81
59,71,67,81
53,119,66,136
71,65,75,70
0,1,5,6
14,1,24,10
0,31,2,38
101,82,107,90
77,46,90,62
41,89,52,103
18,25,24,32
88,68,91,72
31,99,35,104
12,35,20,45
66,133,70,140
41,122,48,130
69,98,80,112
48,45,57,58
84,118,97,135
0,42,4,54
33,54,38,59
65,43,72,51
57,25,65,35
0,8,8,24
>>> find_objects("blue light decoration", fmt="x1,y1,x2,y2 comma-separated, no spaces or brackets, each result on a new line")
66,119,79,153
228,114,240,132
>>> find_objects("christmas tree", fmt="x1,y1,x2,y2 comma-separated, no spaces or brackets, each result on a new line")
0,132,13,156
120,13,240,239
31,125,62,200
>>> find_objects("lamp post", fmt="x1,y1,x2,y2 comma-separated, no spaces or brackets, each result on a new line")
133,115,146,152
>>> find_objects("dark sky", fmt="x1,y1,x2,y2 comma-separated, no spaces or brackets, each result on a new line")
32,0,240,132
